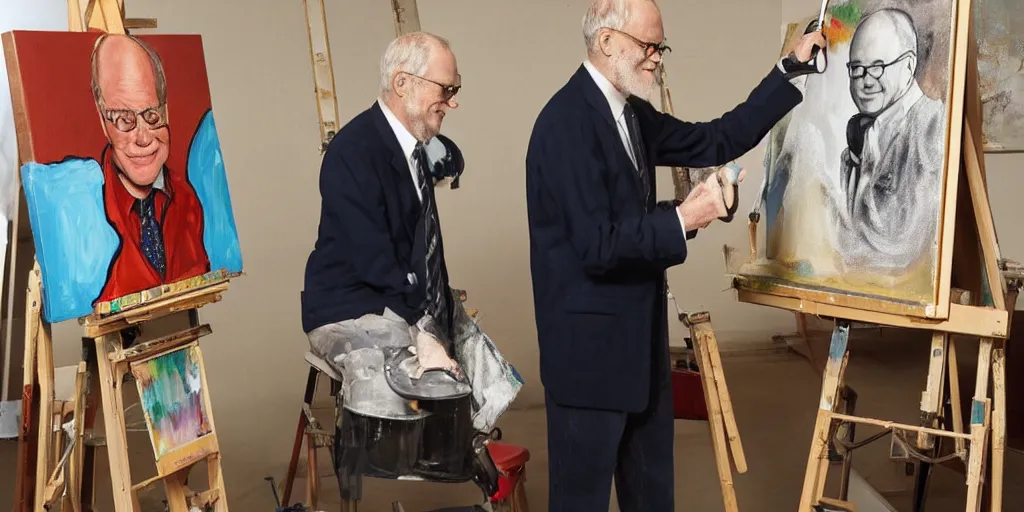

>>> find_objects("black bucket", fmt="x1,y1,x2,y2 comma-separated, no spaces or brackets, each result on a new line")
335,394,476,484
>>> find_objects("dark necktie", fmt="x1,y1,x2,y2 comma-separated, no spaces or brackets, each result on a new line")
623,103,650,203
413,142,450,332
137,191,167,278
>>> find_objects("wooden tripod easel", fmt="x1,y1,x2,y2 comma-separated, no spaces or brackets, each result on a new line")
8,1,235,511
732,3,1010,510
659,65,747,512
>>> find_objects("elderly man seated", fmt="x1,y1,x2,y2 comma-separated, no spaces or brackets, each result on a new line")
299,31,522,488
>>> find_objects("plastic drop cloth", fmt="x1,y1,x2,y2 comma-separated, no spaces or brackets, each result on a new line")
307,290,523,433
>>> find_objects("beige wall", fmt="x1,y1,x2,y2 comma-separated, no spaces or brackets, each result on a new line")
38,0,1024,416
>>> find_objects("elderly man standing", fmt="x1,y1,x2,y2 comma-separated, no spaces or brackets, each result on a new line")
836,8,945,272
525,0,825,509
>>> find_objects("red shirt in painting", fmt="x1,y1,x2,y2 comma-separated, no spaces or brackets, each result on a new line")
97,145,210,303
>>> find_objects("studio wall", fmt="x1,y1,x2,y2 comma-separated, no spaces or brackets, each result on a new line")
32,0,1022,427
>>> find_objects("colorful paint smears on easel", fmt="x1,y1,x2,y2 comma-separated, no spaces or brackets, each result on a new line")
133,346,212,458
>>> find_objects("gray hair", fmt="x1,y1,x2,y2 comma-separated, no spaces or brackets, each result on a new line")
90,33,167,107
379,31,451,94
582,0,655,51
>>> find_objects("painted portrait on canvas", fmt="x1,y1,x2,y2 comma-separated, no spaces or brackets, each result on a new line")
742,0,957,309
975,0,1024,152
2,31,242,323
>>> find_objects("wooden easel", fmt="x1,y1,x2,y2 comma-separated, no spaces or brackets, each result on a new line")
659,65,747,512
732,3,1009,510
9,1,235,511
302,0,339,154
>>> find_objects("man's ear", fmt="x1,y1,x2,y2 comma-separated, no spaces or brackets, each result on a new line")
393,72,408,97
598,30,614,57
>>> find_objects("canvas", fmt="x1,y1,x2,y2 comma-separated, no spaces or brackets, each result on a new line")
975,0,1024,152
131,345,213,459
0,1,69,283
743,0,959,311
2,31,242,323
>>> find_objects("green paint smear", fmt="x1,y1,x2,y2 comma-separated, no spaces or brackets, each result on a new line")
830,2,863,26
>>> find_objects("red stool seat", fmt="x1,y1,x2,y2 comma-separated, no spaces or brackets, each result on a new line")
487,441,530,470
486,442,530,504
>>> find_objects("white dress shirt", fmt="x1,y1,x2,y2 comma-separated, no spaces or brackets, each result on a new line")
581,60,687,235
379,98,425,202
378,99,423,288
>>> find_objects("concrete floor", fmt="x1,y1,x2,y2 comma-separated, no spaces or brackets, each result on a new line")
2,331,1021,511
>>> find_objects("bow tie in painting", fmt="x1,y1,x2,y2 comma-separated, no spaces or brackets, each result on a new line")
420,133,465,190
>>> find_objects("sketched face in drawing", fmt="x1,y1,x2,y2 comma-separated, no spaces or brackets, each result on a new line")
847,11,919,116
91,34,171,199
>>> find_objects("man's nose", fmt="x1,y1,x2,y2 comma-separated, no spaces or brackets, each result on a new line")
133,125,154,145
445,97,458,109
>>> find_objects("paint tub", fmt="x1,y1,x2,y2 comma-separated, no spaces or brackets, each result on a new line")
334,394,477,484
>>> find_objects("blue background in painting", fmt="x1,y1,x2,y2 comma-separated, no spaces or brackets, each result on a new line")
21,158,118,322
21,110,242,323
189,110,242,274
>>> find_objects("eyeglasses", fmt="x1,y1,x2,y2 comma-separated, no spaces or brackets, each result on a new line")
847,51,914,79
100,104,168,132
604,27,671,57
406,72,462,101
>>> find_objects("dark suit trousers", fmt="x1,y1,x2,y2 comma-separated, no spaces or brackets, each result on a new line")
545,375,675,511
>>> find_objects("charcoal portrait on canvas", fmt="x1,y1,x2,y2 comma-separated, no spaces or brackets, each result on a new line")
749,0,957,306
833,9,945,271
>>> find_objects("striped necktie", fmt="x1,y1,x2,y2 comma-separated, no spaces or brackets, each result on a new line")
413,142,450,332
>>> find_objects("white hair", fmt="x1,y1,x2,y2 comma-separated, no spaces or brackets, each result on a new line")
379,32,451,94
582,0,655,52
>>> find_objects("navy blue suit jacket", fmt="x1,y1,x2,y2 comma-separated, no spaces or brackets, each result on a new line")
301,102,447,334
525,64,802,412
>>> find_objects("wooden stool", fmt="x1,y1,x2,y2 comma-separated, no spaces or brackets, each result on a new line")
487,441,530,512
280,351,342,509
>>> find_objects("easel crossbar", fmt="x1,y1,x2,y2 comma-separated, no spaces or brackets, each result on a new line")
829,412,972,440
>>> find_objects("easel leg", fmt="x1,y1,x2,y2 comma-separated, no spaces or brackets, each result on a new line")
33,322,54,512
798,320,850,511
696,319,747,473
911,331,950,511
93,333,135,512
964,338,994,511
989,348,1006,511
948,338,967,459
691,332,738,511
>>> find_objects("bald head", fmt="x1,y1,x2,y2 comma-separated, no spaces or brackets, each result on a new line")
89,34,171,199
848,8,919,115
850,9,918,67
91,34,167,109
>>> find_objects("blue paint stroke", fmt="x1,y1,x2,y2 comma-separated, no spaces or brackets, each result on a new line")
20,158,118,323
187,110,243,274
970,399,985,425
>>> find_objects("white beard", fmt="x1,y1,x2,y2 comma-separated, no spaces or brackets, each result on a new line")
402,92,432,141
611,51,659,100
